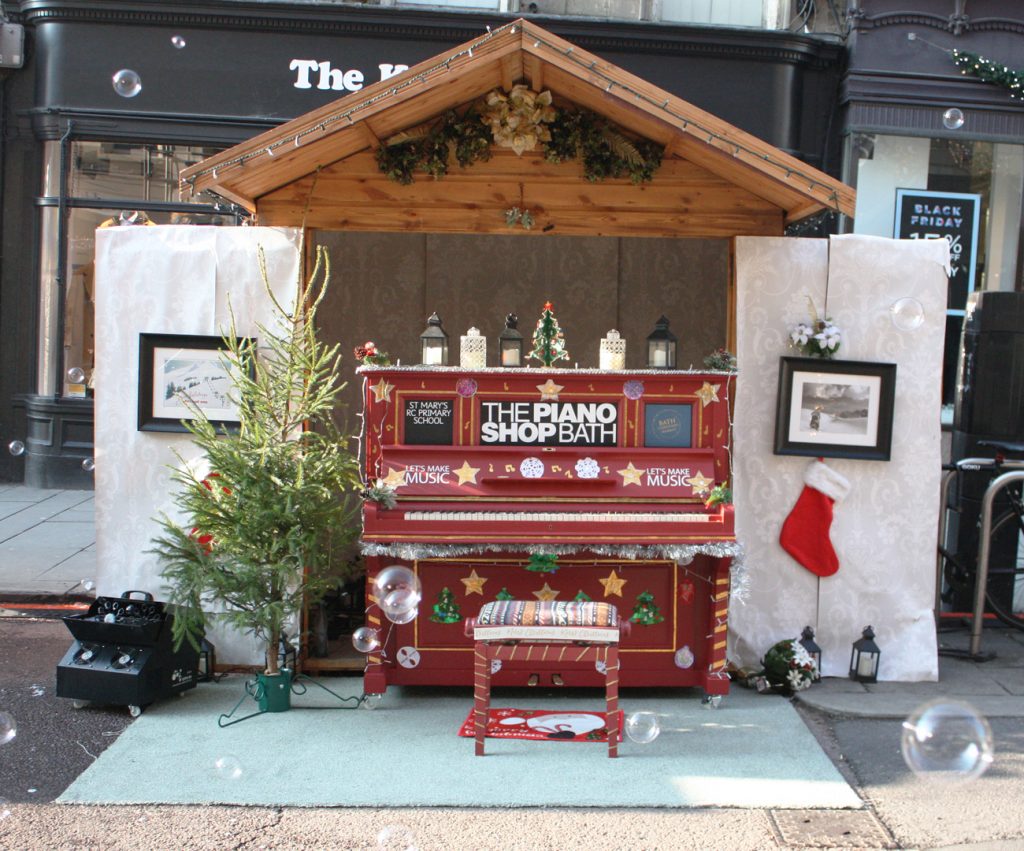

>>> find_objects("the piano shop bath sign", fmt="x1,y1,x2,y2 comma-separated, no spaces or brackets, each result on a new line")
481,402,618,446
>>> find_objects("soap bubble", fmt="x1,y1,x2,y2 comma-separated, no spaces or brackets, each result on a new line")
0,798,10,820
890,297,925,331
943,107,965,130
213,755,243,780
901,699,994,782
112,69,142,98
361,694,383,710
82,579,95,592
373,566,422,618
624,711,660,744
352,627,381,653
171,35,187,49
0,712,16,745
67,367,86,384
82,457,95,473
385,607,418,626
377,824,418,851
8,440,25,457
674,646,695,669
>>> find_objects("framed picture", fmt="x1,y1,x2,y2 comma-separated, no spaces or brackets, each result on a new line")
774,357,897,461
138,333,252,433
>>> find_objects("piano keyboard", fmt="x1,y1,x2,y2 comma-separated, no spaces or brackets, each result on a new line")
403,510,715,523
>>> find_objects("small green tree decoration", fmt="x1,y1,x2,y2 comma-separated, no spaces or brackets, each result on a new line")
530,301,569,367
629,590,665,626
151,245,362,677
495,587,514,601
574,590,592,602
430,587,462,624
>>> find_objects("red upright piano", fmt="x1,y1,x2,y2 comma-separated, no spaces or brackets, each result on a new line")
358,366,737,698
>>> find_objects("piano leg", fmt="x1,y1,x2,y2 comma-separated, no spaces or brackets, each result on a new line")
473,641,491,756
606,644,619,759
701,555,732,697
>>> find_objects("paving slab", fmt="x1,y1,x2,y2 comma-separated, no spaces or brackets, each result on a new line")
5,520,94,550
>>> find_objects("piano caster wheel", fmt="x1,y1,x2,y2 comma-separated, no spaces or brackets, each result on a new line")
128,704,143,718
527,674,540,687
551,674,565,686
71,699,89,710
360,694,384,710
701,694,723,710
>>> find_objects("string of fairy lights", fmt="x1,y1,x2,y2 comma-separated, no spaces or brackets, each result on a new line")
180,20,843,212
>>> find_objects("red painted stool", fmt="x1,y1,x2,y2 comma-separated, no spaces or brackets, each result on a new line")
464,600,629,758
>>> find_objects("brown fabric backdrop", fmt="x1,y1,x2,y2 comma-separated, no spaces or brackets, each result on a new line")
314,231,728,423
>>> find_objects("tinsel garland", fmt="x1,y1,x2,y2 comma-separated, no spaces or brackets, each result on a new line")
952,49,1024,101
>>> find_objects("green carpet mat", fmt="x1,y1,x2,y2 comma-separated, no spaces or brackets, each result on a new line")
58,678,861,809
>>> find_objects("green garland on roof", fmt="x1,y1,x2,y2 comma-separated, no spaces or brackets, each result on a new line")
952,49,1024,101
376,94,662,185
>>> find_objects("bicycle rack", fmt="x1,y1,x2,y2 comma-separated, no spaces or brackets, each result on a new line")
971,470,1024,657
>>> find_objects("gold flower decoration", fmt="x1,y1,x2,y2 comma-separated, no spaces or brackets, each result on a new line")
481,85,557,156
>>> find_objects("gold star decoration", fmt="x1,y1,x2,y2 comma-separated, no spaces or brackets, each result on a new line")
381,467,407,489
453,460,480,486
533,582,560,602
370,379,395,403
598,569,627,598
686,471,713,496
617,462,646,487
460,569,488,596
536,379,564,401
694,382,721,407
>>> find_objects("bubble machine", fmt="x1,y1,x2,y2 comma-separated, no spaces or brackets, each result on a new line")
56,590,200,717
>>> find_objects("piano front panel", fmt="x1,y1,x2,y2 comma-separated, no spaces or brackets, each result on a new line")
366,554,729,691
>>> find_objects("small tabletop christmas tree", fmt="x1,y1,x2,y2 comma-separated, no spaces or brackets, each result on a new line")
530,301,569,367
430,586,462,624
629,590,665,625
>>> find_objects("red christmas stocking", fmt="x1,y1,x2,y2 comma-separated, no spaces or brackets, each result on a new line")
780,459,852,577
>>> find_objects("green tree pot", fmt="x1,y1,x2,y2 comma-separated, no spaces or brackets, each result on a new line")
256,669,292,713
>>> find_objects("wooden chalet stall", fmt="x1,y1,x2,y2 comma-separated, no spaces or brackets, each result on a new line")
181,20,855,697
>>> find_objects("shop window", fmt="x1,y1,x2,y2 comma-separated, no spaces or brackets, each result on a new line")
660,0,763,26
37,141,239,398
848,133,1024,409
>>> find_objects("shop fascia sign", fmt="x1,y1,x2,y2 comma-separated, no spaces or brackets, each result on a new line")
289,59,410,92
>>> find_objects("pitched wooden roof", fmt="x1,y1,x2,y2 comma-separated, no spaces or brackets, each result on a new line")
180,19,853,227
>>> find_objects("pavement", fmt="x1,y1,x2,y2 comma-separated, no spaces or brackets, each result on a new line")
2,484,1024,850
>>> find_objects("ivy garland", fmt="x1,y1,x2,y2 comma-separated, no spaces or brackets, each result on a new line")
376,94,663,185
952,49,1024,101
375,109,492,185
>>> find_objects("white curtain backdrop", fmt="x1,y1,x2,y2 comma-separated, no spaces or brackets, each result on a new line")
93,226,301,665
731,234,951,681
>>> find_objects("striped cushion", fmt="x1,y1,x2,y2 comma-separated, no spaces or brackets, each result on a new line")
478,600,618,627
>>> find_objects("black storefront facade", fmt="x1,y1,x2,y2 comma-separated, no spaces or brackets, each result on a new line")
0,0,847,487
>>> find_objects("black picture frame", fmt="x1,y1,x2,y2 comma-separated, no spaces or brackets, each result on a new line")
774,357,897,461
138,333,252,433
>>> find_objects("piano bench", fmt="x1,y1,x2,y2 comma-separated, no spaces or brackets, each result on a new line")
465,600,629,758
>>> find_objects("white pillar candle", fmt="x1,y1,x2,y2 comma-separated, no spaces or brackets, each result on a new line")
857,654,876,678
423,346,443,365
651,348,667,367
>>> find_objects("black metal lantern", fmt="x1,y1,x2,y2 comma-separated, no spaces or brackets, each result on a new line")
849,625,880,683
198,637,217,682
420,312,449,366
646,315,677,369
499,313,524,367
799,625,822,681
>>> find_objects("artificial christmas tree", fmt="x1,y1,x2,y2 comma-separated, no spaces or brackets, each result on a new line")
530,301,569,367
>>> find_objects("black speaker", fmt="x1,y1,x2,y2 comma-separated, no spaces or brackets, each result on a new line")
954,291,1024,440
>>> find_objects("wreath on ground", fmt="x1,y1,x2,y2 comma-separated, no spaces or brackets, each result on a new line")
376,85,662,185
